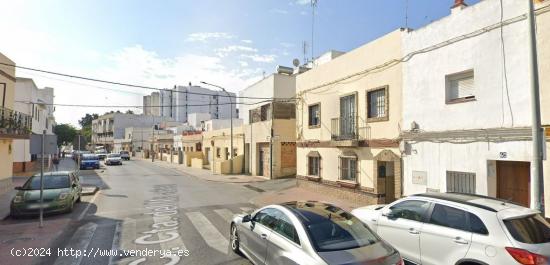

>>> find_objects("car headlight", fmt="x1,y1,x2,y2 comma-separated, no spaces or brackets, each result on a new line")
13,195,23,203
58,193,69,200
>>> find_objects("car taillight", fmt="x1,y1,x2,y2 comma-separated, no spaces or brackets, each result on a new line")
506,247,548,265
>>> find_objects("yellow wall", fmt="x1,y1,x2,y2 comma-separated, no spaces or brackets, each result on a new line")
185,151,203,167
0,53,16,193
202,126,245,174
244,119,297,178
0,53,15,110
0,141,14,191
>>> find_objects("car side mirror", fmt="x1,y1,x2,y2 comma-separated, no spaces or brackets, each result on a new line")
242,214,251,223
14,186,22,190
72,183,77,188
382,208,397,219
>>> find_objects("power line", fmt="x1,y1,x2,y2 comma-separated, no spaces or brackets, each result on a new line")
14,99,290,108
0,62,293,101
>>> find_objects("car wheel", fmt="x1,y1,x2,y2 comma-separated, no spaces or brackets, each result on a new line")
230,223,241,254
66,201,74,213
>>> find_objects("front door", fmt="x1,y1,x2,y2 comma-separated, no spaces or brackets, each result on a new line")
497,161,530,207
259,150,264,176
339,94,356,139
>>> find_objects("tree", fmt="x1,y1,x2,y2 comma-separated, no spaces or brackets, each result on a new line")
54,124,78,146
78,113,98,128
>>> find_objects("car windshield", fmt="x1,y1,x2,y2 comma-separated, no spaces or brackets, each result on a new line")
290,202,380,252
82,154,99,160
23,175,70,190
504,214,550,244
108,154,121,158
120,151,129,154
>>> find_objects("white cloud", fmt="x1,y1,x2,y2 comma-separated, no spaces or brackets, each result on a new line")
241,39,253,44
280,42,295,48
270,8,289,15
215,45,258,57
242,54,277,63
185,32,235,42
238,61,249,67
295,0,312,6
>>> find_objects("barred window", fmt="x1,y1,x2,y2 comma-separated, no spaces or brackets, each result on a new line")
308,156,320,176
308,104,320,127
340,153,357,182
367,87,387,119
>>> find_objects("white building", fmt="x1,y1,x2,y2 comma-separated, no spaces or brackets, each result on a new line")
92,113,173,151
401,0,550,213
201,119,243,132
12,78,55,172
142,84,238,123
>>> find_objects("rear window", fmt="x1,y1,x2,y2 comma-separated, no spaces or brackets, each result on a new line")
504,214,550,244
304,211,379,252
24,175,70,189
108,154,121,158
82,154,99,160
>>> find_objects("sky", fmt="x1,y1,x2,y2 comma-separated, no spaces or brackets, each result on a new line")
0,0,479,127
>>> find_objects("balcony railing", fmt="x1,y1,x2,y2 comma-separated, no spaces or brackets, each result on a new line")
331,116,357,141
0,107,32,137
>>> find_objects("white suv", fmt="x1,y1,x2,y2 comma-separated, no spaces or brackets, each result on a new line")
351,193,550,265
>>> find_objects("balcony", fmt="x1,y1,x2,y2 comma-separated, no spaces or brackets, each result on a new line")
0,107,32,139
331,117,358,147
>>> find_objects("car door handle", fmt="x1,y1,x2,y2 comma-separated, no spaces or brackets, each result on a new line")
408,228,420,235
453,237,468,245
260,233,268,239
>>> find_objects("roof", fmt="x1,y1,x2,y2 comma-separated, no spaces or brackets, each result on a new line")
281,201,352,226
411,192,527,213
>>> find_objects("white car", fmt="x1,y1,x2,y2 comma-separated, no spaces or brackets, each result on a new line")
105,153,122,165
351,193,550,265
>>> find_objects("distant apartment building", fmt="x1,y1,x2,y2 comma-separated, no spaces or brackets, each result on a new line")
400,0,550,215
142,84,238,123
240,72,297,179
296,30,405,205
91,113,173,151
0,53,31,195
12,78,56,172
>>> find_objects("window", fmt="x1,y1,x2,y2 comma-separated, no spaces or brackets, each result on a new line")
340,156,357,181
469,213,488,235
308,156,320,176
504,214,550,244
273,213,300,245
339,94,356,138
429,204,468,231
233,148,238,157
446,171,476,194
446,70,475,103
389,200,430,222
216,147,221,158
367,87,388,121
253,208,279,230
308,104,320,127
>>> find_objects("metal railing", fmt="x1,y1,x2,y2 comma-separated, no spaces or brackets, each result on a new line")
0,107,32,136
331,116,357,141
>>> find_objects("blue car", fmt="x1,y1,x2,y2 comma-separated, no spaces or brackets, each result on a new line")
80,154,100,170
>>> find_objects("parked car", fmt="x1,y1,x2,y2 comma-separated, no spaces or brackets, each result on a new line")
120,150,130,160
351,192,550,265
80,154,100,169
96,150,108,160
10,171,82,217
230,201,404,265
105,153,122,165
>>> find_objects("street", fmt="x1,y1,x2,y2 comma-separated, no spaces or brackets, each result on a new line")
0,159,274,265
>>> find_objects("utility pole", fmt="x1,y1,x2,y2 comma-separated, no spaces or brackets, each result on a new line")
311,0,318,63
39,130,45,228
76,134,81,173
200,81,234,174
152,125,155,162
527,0,544,213
270,102,274,179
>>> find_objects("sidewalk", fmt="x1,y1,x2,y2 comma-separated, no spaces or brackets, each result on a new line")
136,156,268,183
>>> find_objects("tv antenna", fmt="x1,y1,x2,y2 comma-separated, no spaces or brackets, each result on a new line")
302,41,308,64
311,0,318,63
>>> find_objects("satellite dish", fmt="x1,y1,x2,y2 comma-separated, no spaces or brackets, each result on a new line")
292,58,300,67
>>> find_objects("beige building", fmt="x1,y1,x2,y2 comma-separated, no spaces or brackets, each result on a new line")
0,53,31,195
200,126,245,174
295,29,405,205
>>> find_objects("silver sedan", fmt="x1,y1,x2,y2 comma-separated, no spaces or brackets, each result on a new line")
230,201,403,265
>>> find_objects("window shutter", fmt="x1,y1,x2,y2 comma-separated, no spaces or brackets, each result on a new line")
451,75,474,99
306,156,309,175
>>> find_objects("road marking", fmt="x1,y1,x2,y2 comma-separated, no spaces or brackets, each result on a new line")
78,190,100,221
120,218,137,251
240,207,253,213
154,215,187,251
186,212,229,254
53,222,98,265
214,209,235,222
108,221,122,265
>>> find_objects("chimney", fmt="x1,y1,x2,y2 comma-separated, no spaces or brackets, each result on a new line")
451,0,467,13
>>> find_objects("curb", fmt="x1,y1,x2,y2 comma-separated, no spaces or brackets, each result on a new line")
81,186,99,196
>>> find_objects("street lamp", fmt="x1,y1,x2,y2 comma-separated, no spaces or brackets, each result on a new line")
200,81,234,174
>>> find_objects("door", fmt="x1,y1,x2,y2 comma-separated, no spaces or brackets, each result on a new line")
241,208,278,264
379,161,396,203
259,150,264,176
497,161,530,207
339,94,356,139
377,200,430,264
420,204,473,265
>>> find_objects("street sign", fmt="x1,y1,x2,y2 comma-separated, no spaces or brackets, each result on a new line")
30,134,57,155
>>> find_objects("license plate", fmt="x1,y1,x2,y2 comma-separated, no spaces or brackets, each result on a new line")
28,203,49,209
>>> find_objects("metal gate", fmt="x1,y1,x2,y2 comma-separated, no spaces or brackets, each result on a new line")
446,171,476,194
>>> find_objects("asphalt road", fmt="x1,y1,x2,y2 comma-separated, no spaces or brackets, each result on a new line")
9,159,268,265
